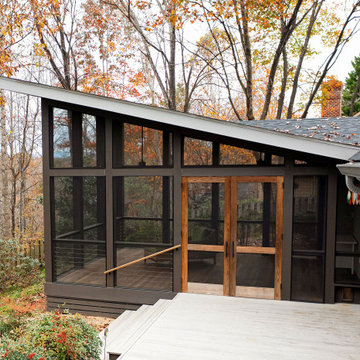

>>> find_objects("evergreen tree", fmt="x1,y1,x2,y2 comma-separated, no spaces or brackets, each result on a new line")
342,56,360,116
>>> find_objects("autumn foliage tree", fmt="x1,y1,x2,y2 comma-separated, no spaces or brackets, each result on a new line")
99,0,216,111
28,0,84,90
6,0,359,118
79,0,145,98
177,0,360,120
1,0,29,240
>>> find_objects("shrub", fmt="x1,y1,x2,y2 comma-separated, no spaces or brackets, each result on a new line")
0,311,101,360
0,238,43,293
0,309,26,339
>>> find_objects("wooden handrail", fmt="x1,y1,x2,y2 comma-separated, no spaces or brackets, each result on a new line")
104,244,181,274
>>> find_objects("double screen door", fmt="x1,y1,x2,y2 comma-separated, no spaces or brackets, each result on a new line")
181,176,283,300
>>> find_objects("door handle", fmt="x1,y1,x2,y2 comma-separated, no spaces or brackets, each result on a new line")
232,241,235,258
225,242,229,258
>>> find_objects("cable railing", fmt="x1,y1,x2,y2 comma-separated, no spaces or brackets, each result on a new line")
104,244,181,274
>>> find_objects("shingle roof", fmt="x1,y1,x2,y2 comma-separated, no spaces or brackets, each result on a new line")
242,117,360,147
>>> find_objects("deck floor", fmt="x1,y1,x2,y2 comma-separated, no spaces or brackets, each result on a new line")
120,293,360,360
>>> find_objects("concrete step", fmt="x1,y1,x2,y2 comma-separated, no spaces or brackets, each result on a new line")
101,299,172,360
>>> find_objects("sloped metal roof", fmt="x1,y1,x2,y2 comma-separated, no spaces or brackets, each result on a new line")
0,76,359,161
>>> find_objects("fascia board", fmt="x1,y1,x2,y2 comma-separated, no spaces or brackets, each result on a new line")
0,76,358,161
337,163,360,177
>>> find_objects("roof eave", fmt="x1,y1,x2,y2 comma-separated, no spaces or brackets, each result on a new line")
337,163,360,178
0,76,358,161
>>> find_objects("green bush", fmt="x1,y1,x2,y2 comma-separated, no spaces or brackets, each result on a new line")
0,309,26,339
0,311,101,360
0,238,43,293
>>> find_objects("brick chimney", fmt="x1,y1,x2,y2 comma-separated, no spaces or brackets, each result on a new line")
321,78,343,118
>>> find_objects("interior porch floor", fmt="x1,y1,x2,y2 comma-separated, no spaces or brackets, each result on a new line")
113,293,360,360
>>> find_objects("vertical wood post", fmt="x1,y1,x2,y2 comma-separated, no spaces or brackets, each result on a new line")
223,177,231,296
229,177,238,296
181,177,188,292
173,132,182,292
281,159,293,300
325,171,337,303
105,117,114,287
274,176,284,300
42,99,52,283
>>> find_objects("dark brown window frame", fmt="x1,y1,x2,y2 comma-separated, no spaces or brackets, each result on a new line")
112,119,173,169
50,175,106,286
50,106,105,169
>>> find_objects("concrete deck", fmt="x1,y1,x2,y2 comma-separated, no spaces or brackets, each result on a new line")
118,293,360,360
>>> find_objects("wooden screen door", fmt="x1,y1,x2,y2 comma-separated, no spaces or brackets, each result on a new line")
181,176,283,300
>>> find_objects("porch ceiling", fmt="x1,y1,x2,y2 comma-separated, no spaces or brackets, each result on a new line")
0,76,359,161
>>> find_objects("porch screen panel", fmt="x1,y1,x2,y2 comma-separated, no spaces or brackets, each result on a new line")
291,255,324,302
236,254,275,288
52,176,106,286
113,122,172,167
82,113,106,167
271,155,284,165
219,144,260,165
188,182,224,285
183,137,212,166
219,144,284,166
51,108,105,168
335,176,360,291
237,182,276,247
188,182,224,246
114,176,173,291
291,176,326,302
52,108,72,168
123,124,163,166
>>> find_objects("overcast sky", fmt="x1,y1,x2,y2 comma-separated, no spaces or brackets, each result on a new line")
328,1,360,82
330,30,360,82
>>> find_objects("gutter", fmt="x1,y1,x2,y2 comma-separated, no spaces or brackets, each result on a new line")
337,151,360,192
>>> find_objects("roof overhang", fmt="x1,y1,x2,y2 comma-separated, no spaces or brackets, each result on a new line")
337,162,360,178
349,150,360,161
0,76,359,161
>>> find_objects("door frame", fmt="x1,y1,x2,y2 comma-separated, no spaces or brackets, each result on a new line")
181,176,284,300
181,177,230,295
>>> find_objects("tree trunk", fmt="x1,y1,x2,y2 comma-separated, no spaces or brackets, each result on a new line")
11,177,16,239
0,90,10,239
276,47,288,119
287,1,322,119
168,21,176,110
260,0,304,120
19,169,26,239
240,1,254,120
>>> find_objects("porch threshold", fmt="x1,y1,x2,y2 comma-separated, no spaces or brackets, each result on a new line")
108,293,360,360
